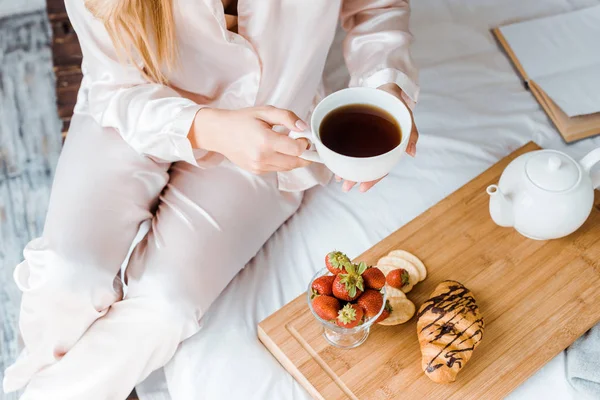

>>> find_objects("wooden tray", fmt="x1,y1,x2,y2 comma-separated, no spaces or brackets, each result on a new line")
258,142,600,400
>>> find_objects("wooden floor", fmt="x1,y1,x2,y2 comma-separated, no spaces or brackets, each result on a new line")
0,9,63,399
0,3,141,399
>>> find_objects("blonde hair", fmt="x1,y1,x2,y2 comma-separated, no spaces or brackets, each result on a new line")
85,0,177,84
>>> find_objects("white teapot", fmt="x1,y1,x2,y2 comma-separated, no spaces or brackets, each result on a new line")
487,148,600,240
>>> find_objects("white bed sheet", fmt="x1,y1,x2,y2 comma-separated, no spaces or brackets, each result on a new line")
137,0,600,399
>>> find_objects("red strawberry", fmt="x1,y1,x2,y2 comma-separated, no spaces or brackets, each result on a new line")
312,295,341,321
331,262,367,301
386,268,410,290
362,267,386,290
325,251,351,275
311,275,335,297
375,300,393,323
337,303,364,328
356,289,384,318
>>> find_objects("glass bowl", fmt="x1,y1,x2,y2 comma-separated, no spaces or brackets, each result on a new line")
307,267,387,349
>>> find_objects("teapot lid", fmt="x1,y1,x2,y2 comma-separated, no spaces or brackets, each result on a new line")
525,150,580,192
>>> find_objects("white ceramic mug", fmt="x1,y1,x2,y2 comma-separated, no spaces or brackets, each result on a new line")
290,87,412,182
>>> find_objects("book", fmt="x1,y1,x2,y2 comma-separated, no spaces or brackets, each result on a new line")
493,6,600,142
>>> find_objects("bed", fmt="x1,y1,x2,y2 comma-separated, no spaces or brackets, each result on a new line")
136,0,600,398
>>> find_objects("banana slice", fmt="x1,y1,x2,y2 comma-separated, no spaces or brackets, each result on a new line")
388,250,427,281
375,263,409,298
387,283,409,298
375,262,395,278
377,297,416,326
378,256,420,292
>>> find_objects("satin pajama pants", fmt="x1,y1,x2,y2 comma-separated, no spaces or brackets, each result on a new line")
3,114,303,399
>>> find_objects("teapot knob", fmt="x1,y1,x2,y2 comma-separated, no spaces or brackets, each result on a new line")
548,156,562,171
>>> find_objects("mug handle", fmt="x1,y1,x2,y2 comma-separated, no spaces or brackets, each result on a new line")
289,131,323,163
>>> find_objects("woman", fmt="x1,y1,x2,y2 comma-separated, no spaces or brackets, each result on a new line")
4,0,419,398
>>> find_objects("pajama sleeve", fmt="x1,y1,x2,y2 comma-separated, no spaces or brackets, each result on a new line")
64,0,203,165
341,0,419,108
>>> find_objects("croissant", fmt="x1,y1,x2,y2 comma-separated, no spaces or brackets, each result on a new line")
416,280,484,383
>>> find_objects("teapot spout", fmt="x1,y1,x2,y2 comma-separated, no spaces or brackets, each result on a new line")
487,185,514,228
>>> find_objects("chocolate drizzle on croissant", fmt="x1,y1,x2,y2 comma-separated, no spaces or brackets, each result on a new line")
417,281,484,383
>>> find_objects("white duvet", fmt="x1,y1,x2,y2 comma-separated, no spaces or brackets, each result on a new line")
137,0,600,398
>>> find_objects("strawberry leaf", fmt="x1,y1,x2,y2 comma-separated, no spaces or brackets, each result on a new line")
345,263,356,275
348,285,357,298
329,251,351,270
340,273,351,286
384,300,393,313
401,269,410,288
357,261,368,275
337,304,357,323
356,276,364,292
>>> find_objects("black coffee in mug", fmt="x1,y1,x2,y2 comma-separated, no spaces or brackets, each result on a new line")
319,104,402,158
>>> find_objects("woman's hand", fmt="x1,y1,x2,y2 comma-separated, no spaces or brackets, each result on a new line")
189,106,311,174
379,83,419,157
337,83,419,193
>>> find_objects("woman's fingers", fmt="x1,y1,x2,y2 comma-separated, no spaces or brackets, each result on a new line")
295,138,311,151
359,176,385,192
342,180,356,192
256,107,311,156
406,121,419,157
271,132,310,156
265,153,311,171
244,127,311,175
375,83,419,157
256,106,308,132
404,103,419,157
336,175,386,192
